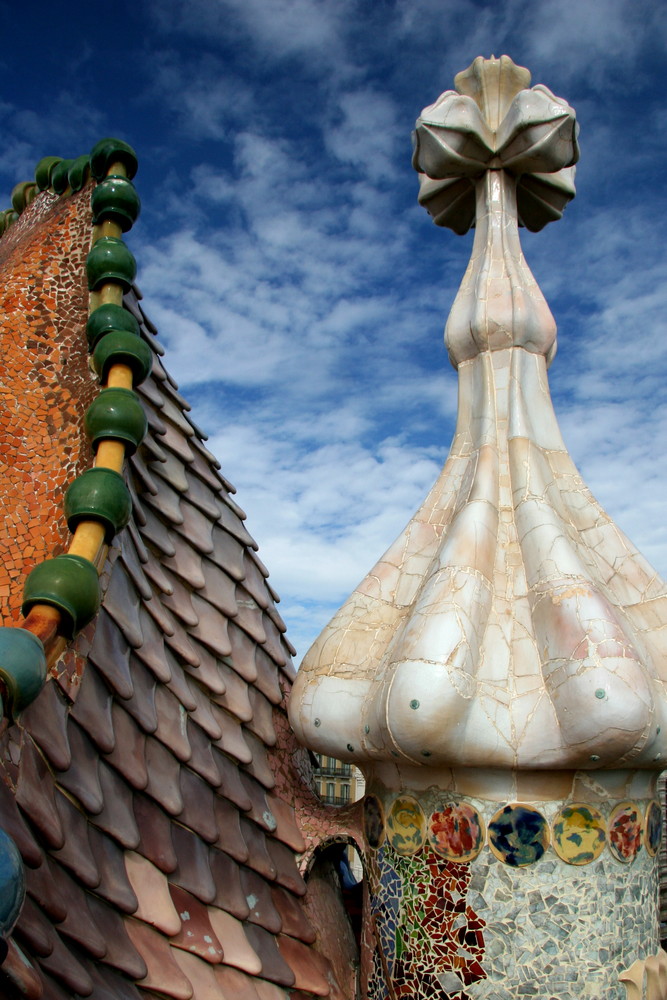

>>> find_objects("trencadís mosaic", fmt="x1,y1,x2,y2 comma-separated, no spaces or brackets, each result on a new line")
363,794,662,868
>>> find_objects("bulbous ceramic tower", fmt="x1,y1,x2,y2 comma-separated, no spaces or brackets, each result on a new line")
290,57,667,999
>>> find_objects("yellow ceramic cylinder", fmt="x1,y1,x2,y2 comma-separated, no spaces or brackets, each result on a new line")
94,440,126,473
68,521,106,561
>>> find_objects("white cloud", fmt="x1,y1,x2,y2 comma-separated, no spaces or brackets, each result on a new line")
128,0,667,661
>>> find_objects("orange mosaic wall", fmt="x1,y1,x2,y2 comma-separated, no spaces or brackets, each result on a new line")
0,186,95,622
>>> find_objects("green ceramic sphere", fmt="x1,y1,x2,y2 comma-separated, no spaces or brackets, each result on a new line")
93,330,152,386
51,159,73,195
34,156,62,191
86,303,140,349
91,175,140,232
22,555,100,638
89,137,138,181
67,155,90,192
11,181,37,215
0,829,25,937
84,387,147,454
0,210,18,235
0,627,46,715
64,467,132,541
86,237,137,292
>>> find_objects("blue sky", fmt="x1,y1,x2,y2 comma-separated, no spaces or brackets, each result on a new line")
1,0,666,657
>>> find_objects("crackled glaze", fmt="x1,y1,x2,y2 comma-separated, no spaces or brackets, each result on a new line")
289,54,667,1000
289,55,667,777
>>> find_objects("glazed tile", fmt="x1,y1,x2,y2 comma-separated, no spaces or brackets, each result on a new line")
16,734,65,850
84,826,139,913
133,792,178,873
143,737,184,816
168,884,224,963
20,678,71,771
95,760,141,848
270,888,316,945
51,790,100,888
70,665,115,753
276,935,332,996
206,910,262,976
171,949,222,1000
125,851,182,936
86,893,148,979
124,919,194,1000
88,608,134,699
179,766,218,843
170,823,217,903
104,703,149,790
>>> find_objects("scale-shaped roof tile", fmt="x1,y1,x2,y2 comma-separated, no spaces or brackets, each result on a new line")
0,152,351,1000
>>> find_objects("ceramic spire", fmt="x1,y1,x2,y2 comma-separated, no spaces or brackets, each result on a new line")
290,55,667,778
289,56,667,999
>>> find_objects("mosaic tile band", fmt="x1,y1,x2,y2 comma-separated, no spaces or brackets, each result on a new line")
364,794,662,868
364,793,662,999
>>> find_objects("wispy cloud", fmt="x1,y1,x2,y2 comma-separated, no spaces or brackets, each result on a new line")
130,1,667,653
1,0,660,657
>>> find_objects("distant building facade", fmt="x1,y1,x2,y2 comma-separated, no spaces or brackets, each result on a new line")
313,754,365,806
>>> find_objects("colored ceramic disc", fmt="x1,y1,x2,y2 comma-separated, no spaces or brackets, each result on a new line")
488,803,549,867
363,795,385,850
608,802,642,863
386,796,426,856
428,800,485,862
551,803,605,865
644,800,662,858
